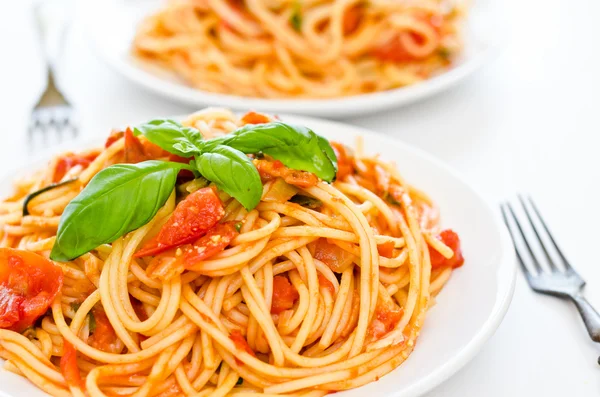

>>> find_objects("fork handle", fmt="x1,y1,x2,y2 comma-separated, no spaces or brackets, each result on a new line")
571,294,600,343
34,1,70,72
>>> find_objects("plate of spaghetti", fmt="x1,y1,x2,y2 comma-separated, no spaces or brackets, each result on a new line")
82,0,500,117
0,109,514,397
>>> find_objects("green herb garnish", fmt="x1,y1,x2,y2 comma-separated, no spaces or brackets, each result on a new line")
50,161,190,261
50,120,337,262
383,192,401,207
23,178,78,216
438,47,452,60
290,1,302,32
290,195,322,209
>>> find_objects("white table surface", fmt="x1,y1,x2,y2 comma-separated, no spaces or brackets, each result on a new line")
2,0,600,395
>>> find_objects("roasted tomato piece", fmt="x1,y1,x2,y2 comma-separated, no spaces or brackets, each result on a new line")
254,159,318,188
87,306,119,353
271,275,299,314
313,239,354,273
181,222,239,266
54,152,98,183
123,127,169,163
230,329,256,359
146,222,238,280
317,274,335,295
429,229,464,269
0,248,63,332
135,187,225,257
105,130,124,148
241,111,271,125
60,340,84,390
377,241,395,258
367,296,403,340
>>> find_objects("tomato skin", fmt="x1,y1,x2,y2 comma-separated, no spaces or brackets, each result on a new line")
330,142,354,180
429,229,464,269
241,111,271,125
313,239,354,273
377,241,395,258
229,329,256,358
146,222,238,280
105,130,124,148
124,127,169,163
372,34,417,63
271,276,299,314
54,153,98,183
60,340,84,390
317,274,335,295
367,298,403,340
343,5,362,35
87,307,118,353
135,187,225,258
181,222,239,267
254,159,318,188
0,248,63,332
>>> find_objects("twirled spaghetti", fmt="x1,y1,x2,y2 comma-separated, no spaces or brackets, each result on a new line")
132,0,465,98
0,108,464,396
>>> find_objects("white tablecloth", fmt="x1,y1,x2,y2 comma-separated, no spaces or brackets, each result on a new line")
2,0,600,395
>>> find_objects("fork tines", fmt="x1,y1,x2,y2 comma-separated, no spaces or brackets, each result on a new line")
500,195,575,278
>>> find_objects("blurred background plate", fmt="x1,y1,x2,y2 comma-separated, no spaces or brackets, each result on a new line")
82,0,502,118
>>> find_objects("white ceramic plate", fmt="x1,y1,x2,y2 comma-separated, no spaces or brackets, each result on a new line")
81,0,501,118
0,115,515,397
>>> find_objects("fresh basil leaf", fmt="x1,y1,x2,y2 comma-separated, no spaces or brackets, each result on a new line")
317,135,338,179
134,119,204,158
50,161,189,261
205,122,338,182
195,145,262,210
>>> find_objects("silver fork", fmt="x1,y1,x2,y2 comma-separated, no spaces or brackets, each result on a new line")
28,0,78,149
501,195,600,362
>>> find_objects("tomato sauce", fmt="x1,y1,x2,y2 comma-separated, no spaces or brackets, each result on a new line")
135,187,225,258
429,229,464,269
271,276,299,314
254,159,318,188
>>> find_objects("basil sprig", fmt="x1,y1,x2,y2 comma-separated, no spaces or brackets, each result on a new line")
203,122,338,182
50,161,191,261
133,119,203,158
50,119,337,261
194,145,262,210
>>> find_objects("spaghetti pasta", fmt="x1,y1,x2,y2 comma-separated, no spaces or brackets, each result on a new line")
0,108,464,396
132,0,465,98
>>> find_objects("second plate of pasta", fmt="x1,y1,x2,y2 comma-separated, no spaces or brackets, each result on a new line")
83,0,500,117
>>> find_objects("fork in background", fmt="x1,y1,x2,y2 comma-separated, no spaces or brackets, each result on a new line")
28,0,78,150
501,196,600,362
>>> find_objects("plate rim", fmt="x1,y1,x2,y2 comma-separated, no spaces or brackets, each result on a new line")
79,0,501,118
